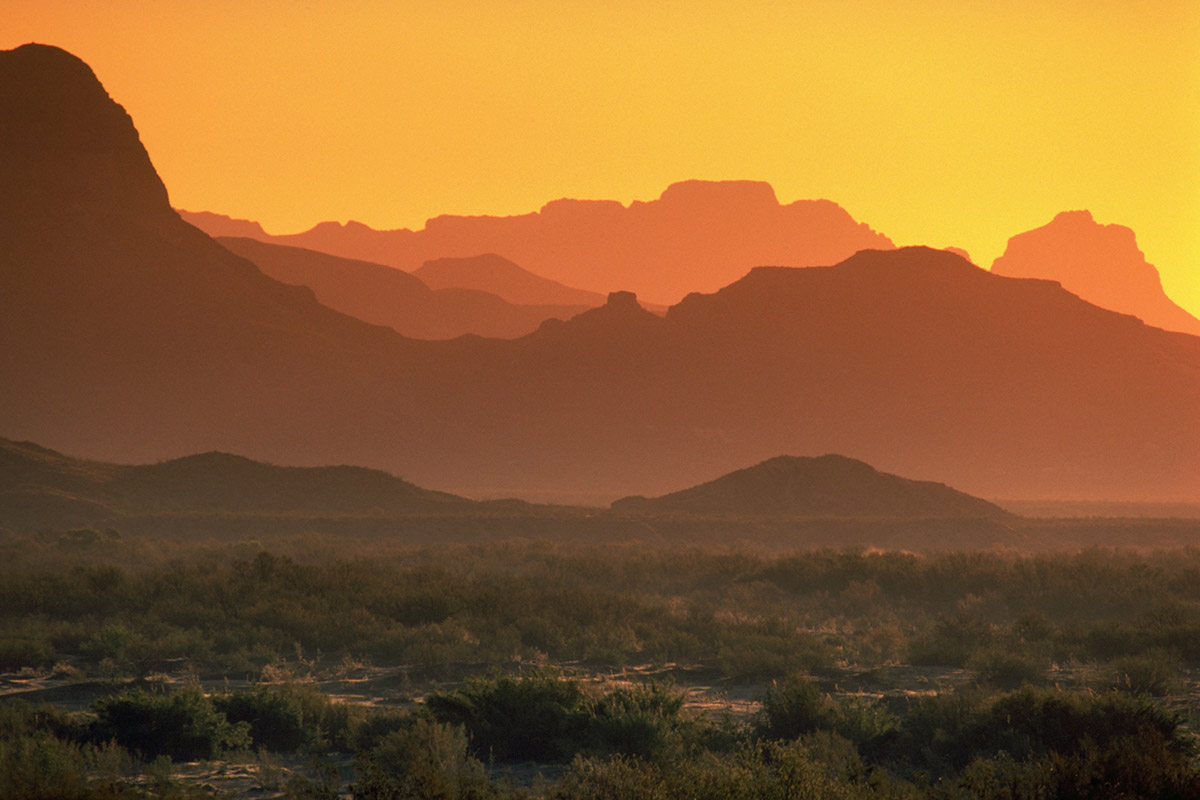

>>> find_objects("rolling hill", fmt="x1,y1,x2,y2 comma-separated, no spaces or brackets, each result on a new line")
612,455,1013,519
0,437,472,531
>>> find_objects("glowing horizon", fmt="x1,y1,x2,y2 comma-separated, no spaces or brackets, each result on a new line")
9,1,1199,315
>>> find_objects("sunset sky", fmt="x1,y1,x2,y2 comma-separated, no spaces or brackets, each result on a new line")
9,1,1199,315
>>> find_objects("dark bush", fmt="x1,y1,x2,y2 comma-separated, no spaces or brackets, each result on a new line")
753,675,838,741
426,673,694,764
1110,649,1183,696
553,739,875,800
967,646,1049,690
353,717,498,800
908,612,993,667
874,686,1192,780
89,687,249,761
213,685,315,753
426,673,587,762
583,681,686,759
0,637,56,672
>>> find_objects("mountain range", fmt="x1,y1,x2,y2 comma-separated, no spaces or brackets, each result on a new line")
185,200,1200,341
216,238,594,340
181,179,895,305
3,43,1199,505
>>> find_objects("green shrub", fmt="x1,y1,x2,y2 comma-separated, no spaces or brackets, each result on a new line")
946,728,1200,799
754,676,839,741
90,687,250,761
967,646,1049,690
1110,649,1183,696
584,681,687,760
0,637,57,672
214,685,314,753
351,708,416,753
874,686,1192,780
829,696,899,748
0,699,83,742
353,717,498,800
0,734,93,800
907,612,993,667
754,676,896,750
0,700,141,800
216,681,360,754
553,739,874,800
426,674,695,764
426,672,587,762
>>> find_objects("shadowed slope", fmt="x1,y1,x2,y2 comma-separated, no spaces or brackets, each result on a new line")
413,253,607,307
182,180,894,305
612,455,1013,519
0,43,420,467
216,237,591,340
991,211,1200,336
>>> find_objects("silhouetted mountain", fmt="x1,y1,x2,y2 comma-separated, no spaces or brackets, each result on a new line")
216,237,591,340
397,247,1198,502
991,211,1200,336
612,455,1013,519
0,43,421,471
178,209,268,239
183,180,895,305
0,437,470,530
5,45,1200,506
413,253,607,307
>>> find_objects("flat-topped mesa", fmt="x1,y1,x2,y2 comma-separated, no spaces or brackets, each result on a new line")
605,290,641,311
0,43,170,218
651,179,780,211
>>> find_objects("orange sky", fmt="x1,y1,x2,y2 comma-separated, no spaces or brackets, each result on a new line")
8,1,1199,315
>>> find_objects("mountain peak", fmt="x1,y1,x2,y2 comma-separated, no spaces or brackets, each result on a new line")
0,43,170,216
992,212,1200,335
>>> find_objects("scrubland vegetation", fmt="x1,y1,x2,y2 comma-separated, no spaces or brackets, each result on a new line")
4,531,1200,797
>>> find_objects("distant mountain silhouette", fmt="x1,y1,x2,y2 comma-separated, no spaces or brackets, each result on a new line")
991,211,1200,336
0,437,470,530
182,180,895,305
5,45,1200,505
612,455,1012,519
412,254,607,307
178,209,269,239
216,237,592,340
